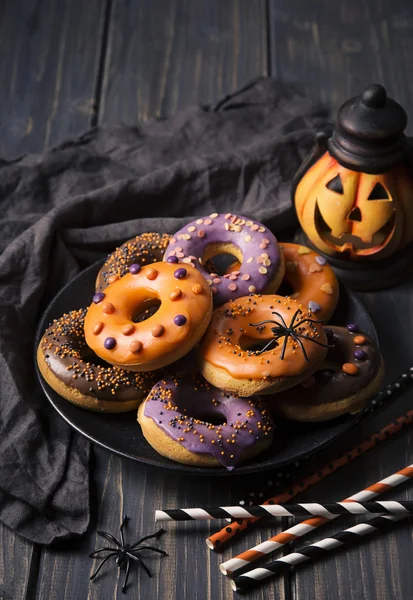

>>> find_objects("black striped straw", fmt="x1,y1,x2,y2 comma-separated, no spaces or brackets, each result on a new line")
155,500,413,522
231,513,408,591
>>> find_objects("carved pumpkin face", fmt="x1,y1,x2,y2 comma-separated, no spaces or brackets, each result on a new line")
295,152,413,259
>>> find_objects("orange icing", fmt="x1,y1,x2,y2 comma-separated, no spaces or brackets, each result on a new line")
200,295,328,380
280,243,338,322
85,262,212,369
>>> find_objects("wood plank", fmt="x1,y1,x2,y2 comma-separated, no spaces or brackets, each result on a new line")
100,0,268,122
0,0,108,158
0,521,40,600
268,0,413,132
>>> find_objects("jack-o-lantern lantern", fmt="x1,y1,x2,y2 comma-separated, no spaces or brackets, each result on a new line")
293,84,413,261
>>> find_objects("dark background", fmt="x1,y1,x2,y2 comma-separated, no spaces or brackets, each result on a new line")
1,1,413,599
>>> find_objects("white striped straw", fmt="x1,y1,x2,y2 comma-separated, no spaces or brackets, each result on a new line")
155,500,413,522
220,463,413,576
231,513,407,591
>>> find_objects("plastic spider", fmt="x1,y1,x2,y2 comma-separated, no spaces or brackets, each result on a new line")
89,515,167,594
249,308,331,361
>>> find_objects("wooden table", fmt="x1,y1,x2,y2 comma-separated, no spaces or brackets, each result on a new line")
1,1,413,599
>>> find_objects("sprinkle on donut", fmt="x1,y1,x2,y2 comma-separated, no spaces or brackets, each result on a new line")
164,214,285,306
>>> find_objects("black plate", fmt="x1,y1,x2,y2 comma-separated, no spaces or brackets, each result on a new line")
35,260,378,476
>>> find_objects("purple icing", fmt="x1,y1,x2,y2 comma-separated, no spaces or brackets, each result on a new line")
93,292,105,304
354,349,367,361
308,300,321,313
129,263,141,274
174,267,187,279
347,324,359,333
165,213,282,307
167,256,179,264
315,255,327,265
174,314,187,326
104,337,116,349
143,374,274,470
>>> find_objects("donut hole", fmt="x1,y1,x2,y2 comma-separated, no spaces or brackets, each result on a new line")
238,335,277,354
198,412,228,426
131,298,161,323
202,242,243,276
79,347,113,368
276,279,295,297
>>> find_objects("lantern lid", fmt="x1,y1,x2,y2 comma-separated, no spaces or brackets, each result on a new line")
328,84,408,173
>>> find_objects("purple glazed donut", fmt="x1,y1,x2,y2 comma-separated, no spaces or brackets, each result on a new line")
164,213,285,306
137,373,274,470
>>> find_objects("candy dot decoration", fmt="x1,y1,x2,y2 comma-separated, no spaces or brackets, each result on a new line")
104,337,117,350
173,315,187,326
347,323,359,333
354,349,368,361
129,263,141,274
93,292,105,304
174,268,187,279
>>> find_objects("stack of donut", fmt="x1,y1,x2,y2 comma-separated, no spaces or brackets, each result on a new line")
37,214,384,470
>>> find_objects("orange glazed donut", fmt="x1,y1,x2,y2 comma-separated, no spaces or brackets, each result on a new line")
84,261,212,371
280,243,339,322
199,295,329,396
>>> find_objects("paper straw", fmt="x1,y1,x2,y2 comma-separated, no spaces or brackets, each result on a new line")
220,463,413,575
207,367,413,551
231,513,408,591
156,500,413,522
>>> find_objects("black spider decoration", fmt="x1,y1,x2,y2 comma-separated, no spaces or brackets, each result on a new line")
89,515,167,594
249,308,331,361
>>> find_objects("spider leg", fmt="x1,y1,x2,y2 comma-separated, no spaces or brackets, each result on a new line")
130,529,165,548
292,334,309,362
90,551,119,581
121,558,131,594
288,308,302,329
127,553,153,577
294,333,332,349
280,333,289,360
271,312,288,327
255,337,277,354
97,531,122,547
120,515,128,547
130,545,168,556
249,319,281,327
293,317,324,328
89,546,117,558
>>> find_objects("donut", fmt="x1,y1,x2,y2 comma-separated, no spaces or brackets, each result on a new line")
164,213,285,306
199,295,329,396
280,242,339,322
137,373,274,470
84,261,212,372
37,309,157,412
268,325,384,422
96,232,171,291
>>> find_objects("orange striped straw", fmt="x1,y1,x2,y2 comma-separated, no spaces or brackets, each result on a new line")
221,463,413,575
206,384,413,551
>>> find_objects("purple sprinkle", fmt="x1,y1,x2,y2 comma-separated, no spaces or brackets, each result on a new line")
308,300,321,313
129,263,141,274
174,267,187,279
174,314,187,326
354,349,367,361
93,292,105,304
315,255,327,265
347,324,359,333
167,256,179,264
104,337,116,350
324,327,334,339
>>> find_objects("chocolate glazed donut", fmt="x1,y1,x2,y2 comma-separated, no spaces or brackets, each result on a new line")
268,325,384,422
37,308,157,412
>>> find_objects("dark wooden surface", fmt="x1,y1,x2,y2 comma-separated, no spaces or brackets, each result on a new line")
1,1,413,599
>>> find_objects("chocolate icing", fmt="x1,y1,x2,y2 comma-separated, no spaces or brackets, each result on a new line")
40,308,156,401
164,213,282,306
269,325,381,413
96,233,170,291
143,373,274,470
